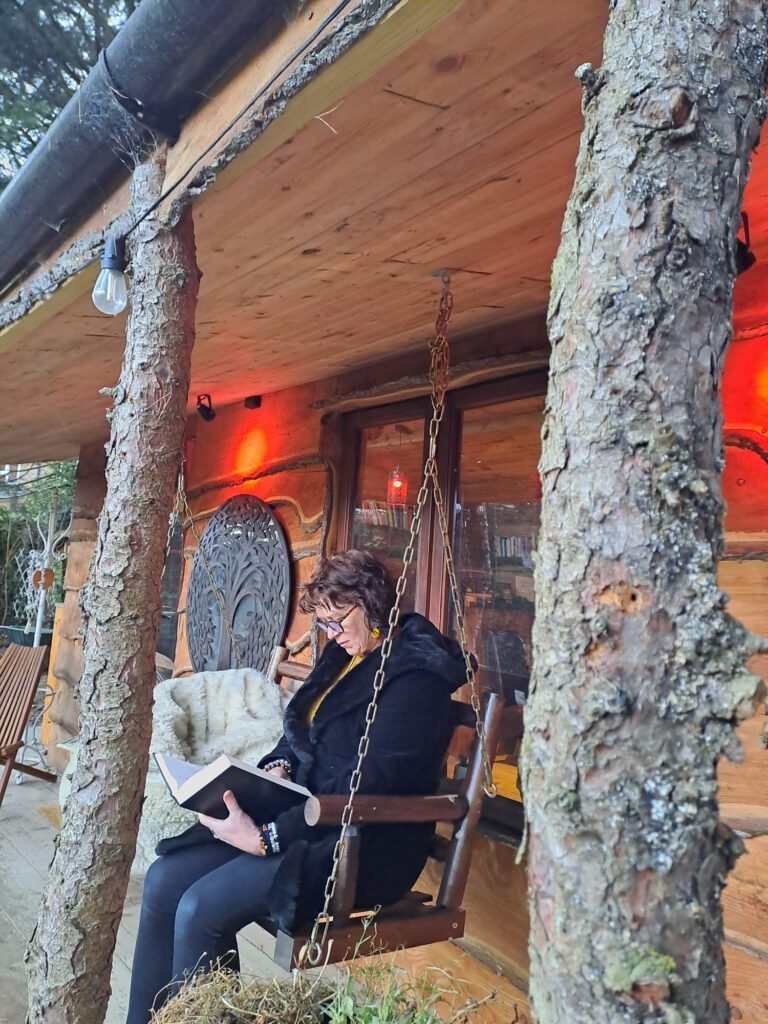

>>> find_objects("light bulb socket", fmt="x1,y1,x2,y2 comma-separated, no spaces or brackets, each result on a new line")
101,235,127,272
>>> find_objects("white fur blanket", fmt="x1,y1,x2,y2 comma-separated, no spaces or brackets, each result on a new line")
133,668,288,875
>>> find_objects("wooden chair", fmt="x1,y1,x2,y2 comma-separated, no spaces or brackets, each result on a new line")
255,691,522,969
266,645,312,694
0,644,57,810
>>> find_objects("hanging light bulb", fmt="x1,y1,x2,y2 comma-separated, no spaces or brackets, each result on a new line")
387,466,408,505
92,235,128,315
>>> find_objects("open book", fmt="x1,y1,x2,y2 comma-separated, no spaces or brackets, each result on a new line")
154,752,310,821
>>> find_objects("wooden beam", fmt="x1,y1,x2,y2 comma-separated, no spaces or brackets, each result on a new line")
274,906,466,970
7,761,57,784
312,349,549,413
313,318,550,412
304,793,469,826
0,263,98,357
175,0,465,204
720,804,768,837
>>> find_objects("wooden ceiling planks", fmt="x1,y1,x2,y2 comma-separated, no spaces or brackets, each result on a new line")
0,0,609,462
187,0,606,386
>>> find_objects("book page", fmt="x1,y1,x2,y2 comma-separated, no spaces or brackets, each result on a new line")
155,752,202,793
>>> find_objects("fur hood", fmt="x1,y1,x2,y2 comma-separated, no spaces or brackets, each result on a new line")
281,612,469,746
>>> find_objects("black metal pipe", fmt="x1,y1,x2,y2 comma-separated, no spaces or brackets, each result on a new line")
0,0,291,296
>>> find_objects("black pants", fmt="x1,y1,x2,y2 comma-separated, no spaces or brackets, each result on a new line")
126,843,284,1024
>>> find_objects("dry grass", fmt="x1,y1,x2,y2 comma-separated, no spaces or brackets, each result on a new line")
150,953,496,1024
151,970,333,1024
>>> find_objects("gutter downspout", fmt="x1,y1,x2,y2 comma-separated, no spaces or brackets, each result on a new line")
0,0,295,298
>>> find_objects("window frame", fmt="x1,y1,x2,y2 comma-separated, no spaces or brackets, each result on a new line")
335,369,548,627
334,369,548,842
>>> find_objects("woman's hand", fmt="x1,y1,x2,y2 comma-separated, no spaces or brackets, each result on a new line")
198,791,264,855
266,765,290,779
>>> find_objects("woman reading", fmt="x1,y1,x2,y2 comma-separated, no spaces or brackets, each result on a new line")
127,549,468,1024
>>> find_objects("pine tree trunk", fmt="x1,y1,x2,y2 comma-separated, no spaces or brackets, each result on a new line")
26,154,199,1024
522,4,768,1023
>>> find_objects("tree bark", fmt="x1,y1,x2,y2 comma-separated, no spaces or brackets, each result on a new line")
26,152,199,1024
522,4,768,1023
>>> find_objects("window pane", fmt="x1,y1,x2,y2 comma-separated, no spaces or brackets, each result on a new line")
452,394,543,799
350,418,424,612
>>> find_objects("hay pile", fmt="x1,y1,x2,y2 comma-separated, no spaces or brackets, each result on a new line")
151,957,494,1024
151,970,332,1024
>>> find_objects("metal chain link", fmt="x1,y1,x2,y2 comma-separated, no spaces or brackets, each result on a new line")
177,464,244,668
300,272,495,968
427,273,495,796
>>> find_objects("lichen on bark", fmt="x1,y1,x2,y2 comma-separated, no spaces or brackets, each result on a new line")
25,152,199,1024
522,3,768,1023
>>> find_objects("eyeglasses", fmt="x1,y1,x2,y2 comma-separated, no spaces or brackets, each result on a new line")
316,606,355,636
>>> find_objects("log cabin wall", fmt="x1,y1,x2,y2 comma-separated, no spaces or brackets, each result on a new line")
176,341,767,1017
45,441,106,771
176,379,336,675
716,333,768,1024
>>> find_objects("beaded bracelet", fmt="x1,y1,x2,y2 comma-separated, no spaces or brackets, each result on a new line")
262,758,292,776
260,821,281,856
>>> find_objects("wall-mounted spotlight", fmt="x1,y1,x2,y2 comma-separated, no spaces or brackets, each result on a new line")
92,236,128,315
736,211,756,276
196,394,216,422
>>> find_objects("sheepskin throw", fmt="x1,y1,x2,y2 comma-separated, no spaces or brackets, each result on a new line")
132,668,288,875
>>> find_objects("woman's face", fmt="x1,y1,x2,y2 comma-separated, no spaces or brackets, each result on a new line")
316,600,378,658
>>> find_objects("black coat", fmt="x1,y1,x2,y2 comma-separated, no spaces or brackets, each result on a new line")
157,613,468,931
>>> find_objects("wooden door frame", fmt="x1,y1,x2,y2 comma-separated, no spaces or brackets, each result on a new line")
427,368,549,629
333,368,549,628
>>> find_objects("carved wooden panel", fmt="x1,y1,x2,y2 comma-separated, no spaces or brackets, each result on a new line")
187,494,290,673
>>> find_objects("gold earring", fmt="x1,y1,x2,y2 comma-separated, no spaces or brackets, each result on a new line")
371,627,381,640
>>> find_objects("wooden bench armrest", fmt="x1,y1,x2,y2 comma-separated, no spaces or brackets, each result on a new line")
304,793,468,827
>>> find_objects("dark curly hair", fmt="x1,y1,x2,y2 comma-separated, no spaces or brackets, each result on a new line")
299,549,396,632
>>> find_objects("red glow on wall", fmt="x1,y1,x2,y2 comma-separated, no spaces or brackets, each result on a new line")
722,336,768,429
234,428,267,475
755,363,768,403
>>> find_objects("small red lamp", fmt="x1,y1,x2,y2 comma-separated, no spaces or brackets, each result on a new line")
387,467,408,505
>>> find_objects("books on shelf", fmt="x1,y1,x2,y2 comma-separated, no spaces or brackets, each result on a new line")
154,752,310,821
360,499,414,530
493,534,535,567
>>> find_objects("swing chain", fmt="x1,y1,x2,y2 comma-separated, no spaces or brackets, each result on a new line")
300,272,495,968
301,406,437,966
429,269,453,410
177,464,244,669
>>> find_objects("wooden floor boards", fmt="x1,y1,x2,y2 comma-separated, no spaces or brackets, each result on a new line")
0,777,527,1023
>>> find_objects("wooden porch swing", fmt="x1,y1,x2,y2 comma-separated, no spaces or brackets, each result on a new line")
267,691,518,969
186,274,519,969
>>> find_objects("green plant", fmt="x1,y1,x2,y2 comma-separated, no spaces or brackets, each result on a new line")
326,962,434,1024
151,950,495,1024
0,461,76,627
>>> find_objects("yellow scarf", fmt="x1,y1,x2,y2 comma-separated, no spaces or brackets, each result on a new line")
305,654,363,725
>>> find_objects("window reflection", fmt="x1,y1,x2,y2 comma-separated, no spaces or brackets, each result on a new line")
350,418,424,612
451,394,543,801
